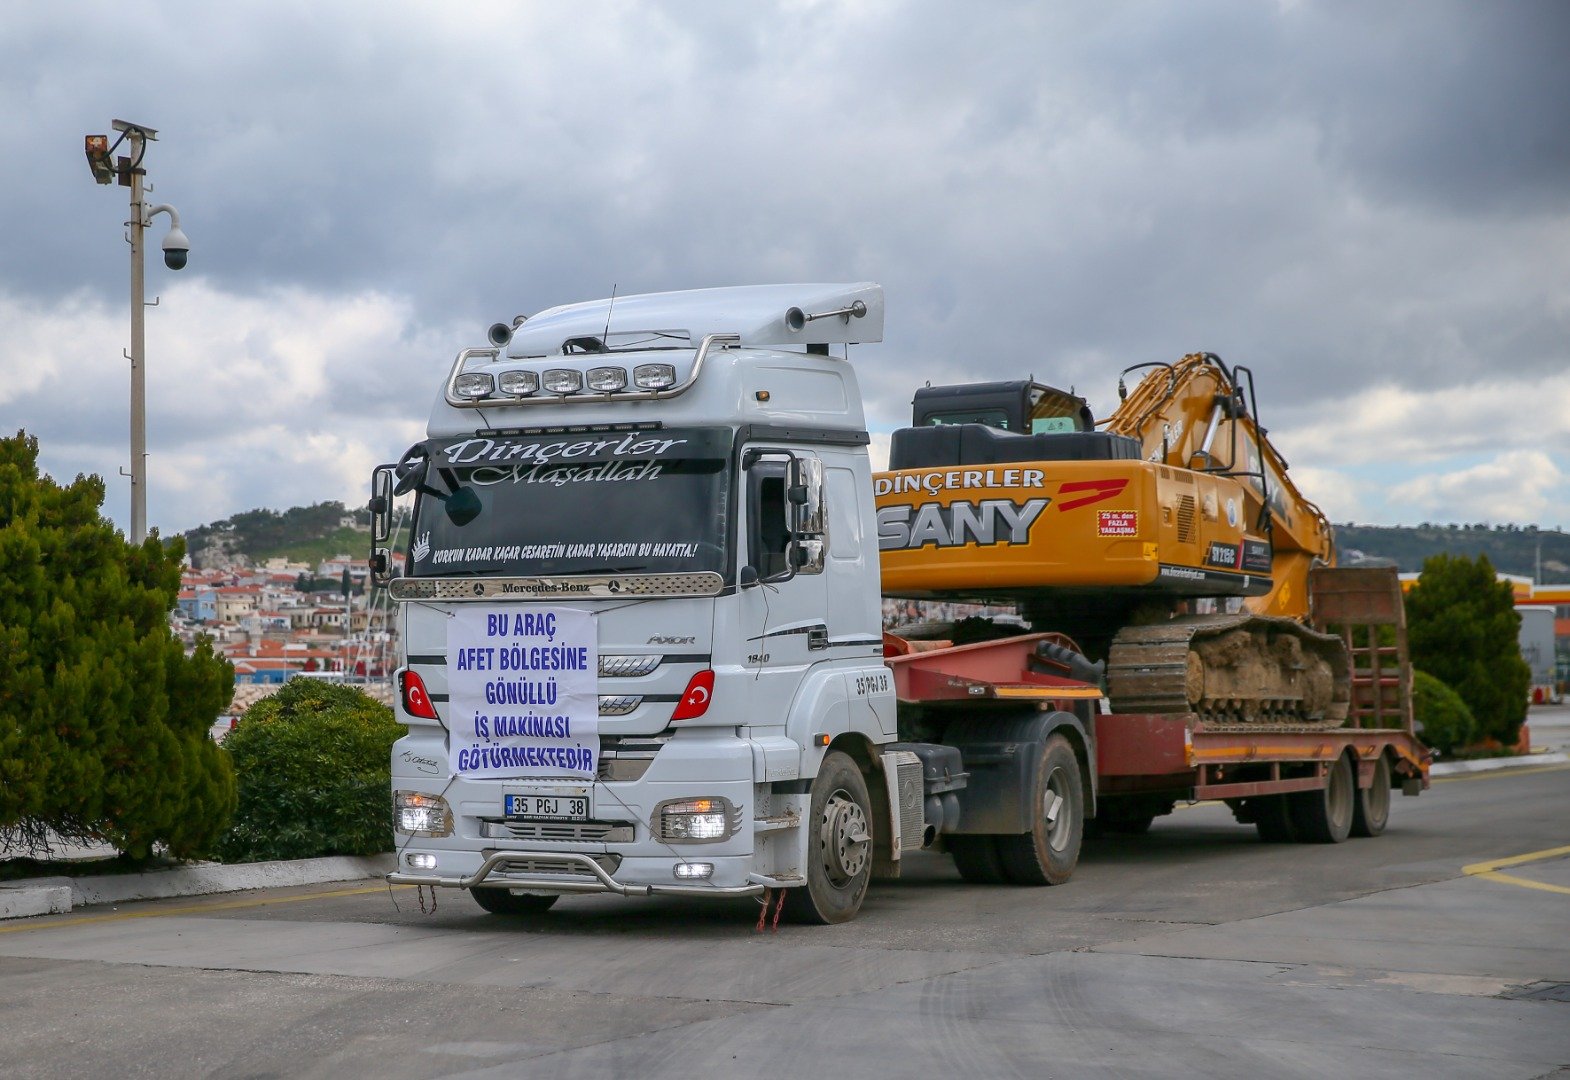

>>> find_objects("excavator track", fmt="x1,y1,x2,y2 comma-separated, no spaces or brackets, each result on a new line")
1106,614,1350,728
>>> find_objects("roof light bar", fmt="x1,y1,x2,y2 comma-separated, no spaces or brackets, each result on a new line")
586,366,628,392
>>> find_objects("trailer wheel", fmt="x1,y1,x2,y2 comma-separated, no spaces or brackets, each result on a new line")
1290,752,1354,843
948,837,1008,884
470,889,559,916
997,734,1083,886
1252,796,1297,842
1351,754,1391,838
794,750,873,924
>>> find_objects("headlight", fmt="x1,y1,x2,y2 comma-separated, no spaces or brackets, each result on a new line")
395,791,453,837
586,366,628,392
453,373,494,399
655,797,735,842
634,363,677,390
542,368,583,394
497,369,539,396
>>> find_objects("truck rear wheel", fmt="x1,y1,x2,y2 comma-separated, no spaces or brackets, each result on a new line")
948,837,1008,884
1253,796,1297,843
794,750,873,924
470,889,559,916
1351,754,1391,838
1290,752,1354,843
996,734,1083,886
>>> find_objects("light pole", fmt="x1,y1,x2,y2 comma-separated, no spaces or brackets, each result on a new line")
85,120,190,546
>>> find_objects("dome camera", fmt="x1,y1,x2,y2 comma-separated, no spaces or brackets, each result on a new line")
161,226,190,271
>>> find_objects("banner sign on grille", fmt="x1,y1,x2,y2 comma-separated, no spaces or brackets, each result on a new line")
446,605,598,780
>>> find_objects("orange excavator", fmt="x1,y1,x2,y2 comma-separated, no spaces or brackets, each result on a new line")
876,352,1368,726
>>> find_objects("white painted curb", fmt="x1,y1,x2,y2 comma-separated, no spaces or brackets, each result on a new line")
1430,751,1570,776
1,853,394,920
0,885,72,920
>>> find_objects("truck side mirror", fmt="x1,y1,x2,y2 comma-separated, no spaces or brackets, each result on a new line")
445,486,482,527
393,445,433,497
739,565,760,587
369,465,394,544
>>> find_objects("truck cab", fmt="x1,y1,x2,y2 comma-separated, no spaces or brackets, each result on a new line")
374,284,901,923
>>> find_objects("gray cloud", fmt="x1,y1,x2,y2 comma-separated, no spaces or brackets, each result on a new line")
2,0,1566,531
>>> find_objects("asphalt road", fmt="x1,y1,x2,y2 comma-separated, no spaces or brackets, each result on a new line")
2,742,1567,1079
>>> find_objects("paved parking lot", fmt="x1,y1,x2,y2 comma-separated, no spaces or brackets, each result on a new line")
2,735,1567,1078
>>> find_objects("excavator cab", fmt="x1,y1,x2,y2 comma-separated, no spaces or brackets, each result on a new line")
892,380,1141,470
912,380,1094,434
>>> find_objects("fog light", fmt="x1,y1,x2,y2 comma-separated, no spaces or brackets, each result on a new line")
586,365,628,392
634,363,677,389
453,372,494,399
673,862,713,880
406,852,437,870
497,369,539,396
395,791,453,837
542,368,583,394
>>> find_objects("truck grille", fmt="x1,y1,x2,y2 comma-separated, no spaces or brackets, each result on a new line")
482,820,634,843
486,852,622,877
600,654,661,677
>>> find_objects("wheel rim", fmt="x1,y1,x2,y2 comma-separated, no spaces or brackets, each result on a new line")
820,789,870,886
1044,766,1071,851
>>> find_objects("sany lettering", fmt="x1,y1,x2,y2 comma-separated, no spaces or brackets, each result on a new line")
876,498,1051,550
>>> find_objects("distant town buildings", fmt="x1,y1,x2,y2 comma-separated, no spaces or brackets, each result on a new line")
172,554,395,717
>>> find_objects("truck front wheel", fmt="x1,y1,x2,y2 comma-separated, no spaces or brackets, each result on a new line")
997,734,1084,886
470,889,559,916
795,750,873,924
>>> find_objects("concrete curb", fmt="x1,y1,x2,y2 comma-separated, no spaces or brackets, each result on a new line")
1,853,394,920
1430,751,1570,776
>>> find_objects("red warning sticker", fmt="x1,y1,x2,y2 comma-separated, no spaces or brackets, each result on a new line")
1098,510,1138,536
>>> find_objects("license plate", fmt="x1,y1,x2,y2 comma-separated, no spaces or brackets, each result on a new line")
504,794,589,821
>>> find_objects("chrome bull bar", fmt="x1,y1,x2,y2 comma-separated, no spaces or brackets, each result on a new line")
387,850,765,898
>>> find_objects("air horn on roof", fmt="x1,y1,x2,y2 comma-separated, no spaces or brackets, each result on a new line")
784,299,868,332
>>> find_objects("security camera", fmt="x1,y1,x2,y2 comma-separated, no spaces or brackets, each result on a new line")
161,225,189,270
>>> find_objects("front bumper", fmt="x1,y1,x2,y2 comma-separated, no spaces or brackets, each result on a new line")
388,850,765,898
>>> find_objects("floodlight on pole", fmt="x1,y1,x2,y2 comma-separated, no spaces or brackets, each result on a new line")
85,119,191,546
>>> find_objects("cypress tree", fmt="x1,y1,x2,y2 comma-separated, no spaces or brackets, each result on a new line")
0,432,235,860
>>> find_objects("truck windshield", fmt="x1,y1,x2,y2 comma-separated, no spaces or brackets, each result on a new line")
405,426,731,578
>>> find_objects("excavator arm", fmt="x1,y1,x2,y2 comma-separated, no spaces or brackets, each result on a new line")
1103,352,1334,618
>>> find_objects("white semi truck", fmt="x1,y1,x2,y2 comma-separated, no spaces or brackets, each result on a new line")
372,283,1090,924
370,282,1426,924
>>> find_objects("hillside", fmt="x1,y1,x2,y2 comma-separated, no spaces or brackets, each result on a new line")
1336,523,1570,583
184,502,371,570
181,500,1570,585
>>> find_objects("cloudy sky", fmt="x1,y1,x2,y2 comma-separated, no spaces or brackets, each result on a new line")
4,1,1568,535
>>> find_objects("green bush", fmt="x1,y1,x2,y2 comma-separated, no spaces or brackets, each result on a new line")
0,431,235,861
1405,553,1530,747
1412,669,1476,755
217,679,402,863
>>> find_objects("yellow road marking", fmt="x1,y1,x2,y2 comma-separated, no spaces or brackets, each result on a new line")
1462,844,1570,896
1433,764,1570,784
0,882,413,935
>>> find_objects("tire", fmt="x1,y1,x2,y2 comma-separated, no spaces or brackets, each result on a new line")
1103,814,1155,836
997,734,1084,886
1351,754,1392,838
949,836,1008,883
795,750,874,924
1253,795,1297,843
470,889,559,916
1290,752,1355,844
